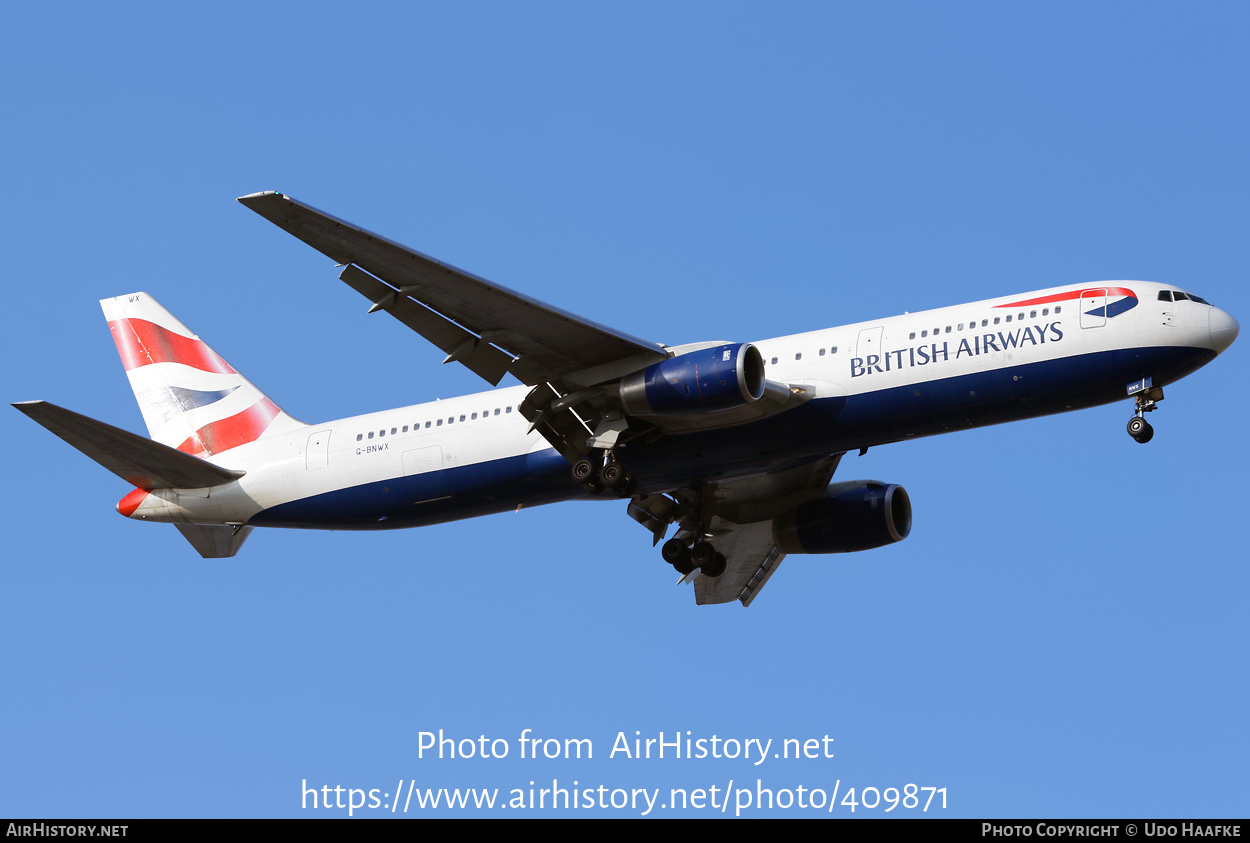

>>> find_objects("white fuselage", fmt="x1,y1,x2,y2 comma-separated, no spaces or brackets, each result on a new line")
123,280,1234,529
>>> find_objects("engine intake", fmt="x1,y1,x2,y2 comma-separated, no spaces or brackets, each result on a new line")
775,481,912,554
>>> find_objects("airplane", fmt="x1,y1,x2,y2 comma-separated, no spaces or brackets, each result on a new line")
13,191,1240,605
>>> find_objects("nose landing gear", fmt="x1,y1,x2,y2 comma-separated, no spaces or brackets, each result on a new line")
1127,415,1154,444
1126,378,1163,444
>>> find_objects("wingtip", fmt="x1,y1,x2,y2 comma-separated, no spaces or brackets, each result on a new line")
236,190,283,205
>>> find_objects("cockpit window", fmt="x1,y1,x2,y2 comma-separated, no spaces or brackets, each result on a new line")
1173,291,1189,301
1189,294,1210,305
1158,291,1172,302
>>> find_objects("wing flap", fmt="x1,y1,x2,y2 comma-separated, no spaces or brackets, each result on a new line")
340,265,514,386
13,401,244,490
693,520,786,606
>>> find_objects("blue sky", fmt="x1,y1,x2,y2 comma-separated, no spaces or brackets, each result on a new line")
2,2,1247,818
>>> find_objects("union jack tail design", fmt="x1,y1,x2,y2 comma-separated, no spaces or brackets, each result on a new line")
100,293,305,456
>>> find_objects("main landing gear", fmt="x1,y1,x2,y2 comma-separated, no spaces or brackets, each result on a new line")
661,538,726,578
1126,381,1164,445
570,451,637,497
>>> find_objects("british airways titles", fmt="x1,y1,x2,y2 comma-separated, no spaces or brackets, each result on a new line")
850,321,1064,379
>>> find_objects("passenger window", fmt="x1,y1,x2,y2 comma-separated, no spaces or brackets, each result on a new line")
795,352,801,360
1055,306,1061,314
356,434,362,441
957,323,964,331
425,421,431,428
380,430,385,437
494,409,500,416
994,317,1000,325
819,347,826,355
391,427,397,435
368,432,374,439
1017,312,1024,320
922,330,928,338
402,425,408,433
1006,315,1012,322
506,406,512,413
945,326,951,333
830,346,837,353
909,333,915,340
472,412,478,420
1030,310,1036,318
1042,309,1048,316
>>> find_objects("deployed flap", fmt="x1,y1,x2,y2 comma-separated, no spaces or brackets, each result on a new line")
237,191,668,387
175,524,253,558
629,453,844,606
13,401,244,490
693,520,785,607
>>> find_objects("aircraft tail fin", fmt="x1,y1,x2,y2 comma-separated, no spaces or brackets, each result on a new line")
12,400,245,489
99,292,305,455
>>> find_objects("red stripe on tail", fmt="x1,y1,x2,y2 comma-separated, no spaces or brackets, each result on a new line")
176,399,281,457
108,318,236,374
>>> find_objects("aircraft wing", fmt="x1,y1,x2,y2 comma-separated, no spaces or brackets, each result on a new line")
692,520,786,607
632,453,845,606
237,192,668,388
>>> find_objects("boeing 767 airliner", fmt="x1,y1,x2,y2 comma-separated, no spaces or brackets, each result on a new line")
14,192,1240,605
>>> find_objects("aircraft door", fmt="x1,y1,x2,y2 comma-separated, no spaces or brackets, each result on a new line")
856,326,884,359
402,445,449,502
1080,288,1108,329
305,429,331,470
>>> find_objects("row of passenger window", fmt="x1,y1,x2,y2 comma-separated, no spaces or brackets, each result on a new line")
770,346,839,365
908,307,1061,340
356,405,515,441
766,304,1065,364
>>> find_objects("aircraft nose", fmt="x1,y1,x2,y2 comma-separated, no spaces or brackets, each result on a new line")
1210,307,1239,354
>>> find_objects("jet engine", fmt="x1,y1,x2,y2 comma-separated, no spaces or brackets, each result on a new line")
619,342,766,414
616,342,804,433
774,481,912,554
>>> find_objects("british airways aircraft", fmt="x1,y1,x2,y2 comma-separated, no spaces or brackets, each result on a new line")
14,192,1240,606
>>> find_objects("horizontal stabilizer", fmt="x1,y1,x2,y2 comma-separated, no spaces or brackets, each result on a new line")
175,524,253,558
13,401,245,490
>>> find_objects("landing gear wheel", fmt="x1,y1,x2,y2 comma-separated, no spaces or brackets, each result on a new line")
582,480,604,495
600,462,623,487
1127,417,1154,444
662,539,693,574
691,541,718,568
614,473,638,497
571,458,597,484
702,552,727,578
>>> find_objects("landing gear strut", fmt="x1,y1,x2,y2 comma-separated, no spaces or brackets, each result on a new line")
1126,382,1163,444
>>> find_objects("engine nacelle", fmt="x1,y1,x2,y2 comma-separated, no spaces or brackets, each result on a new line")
774,481,912,554
619,342,765,416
